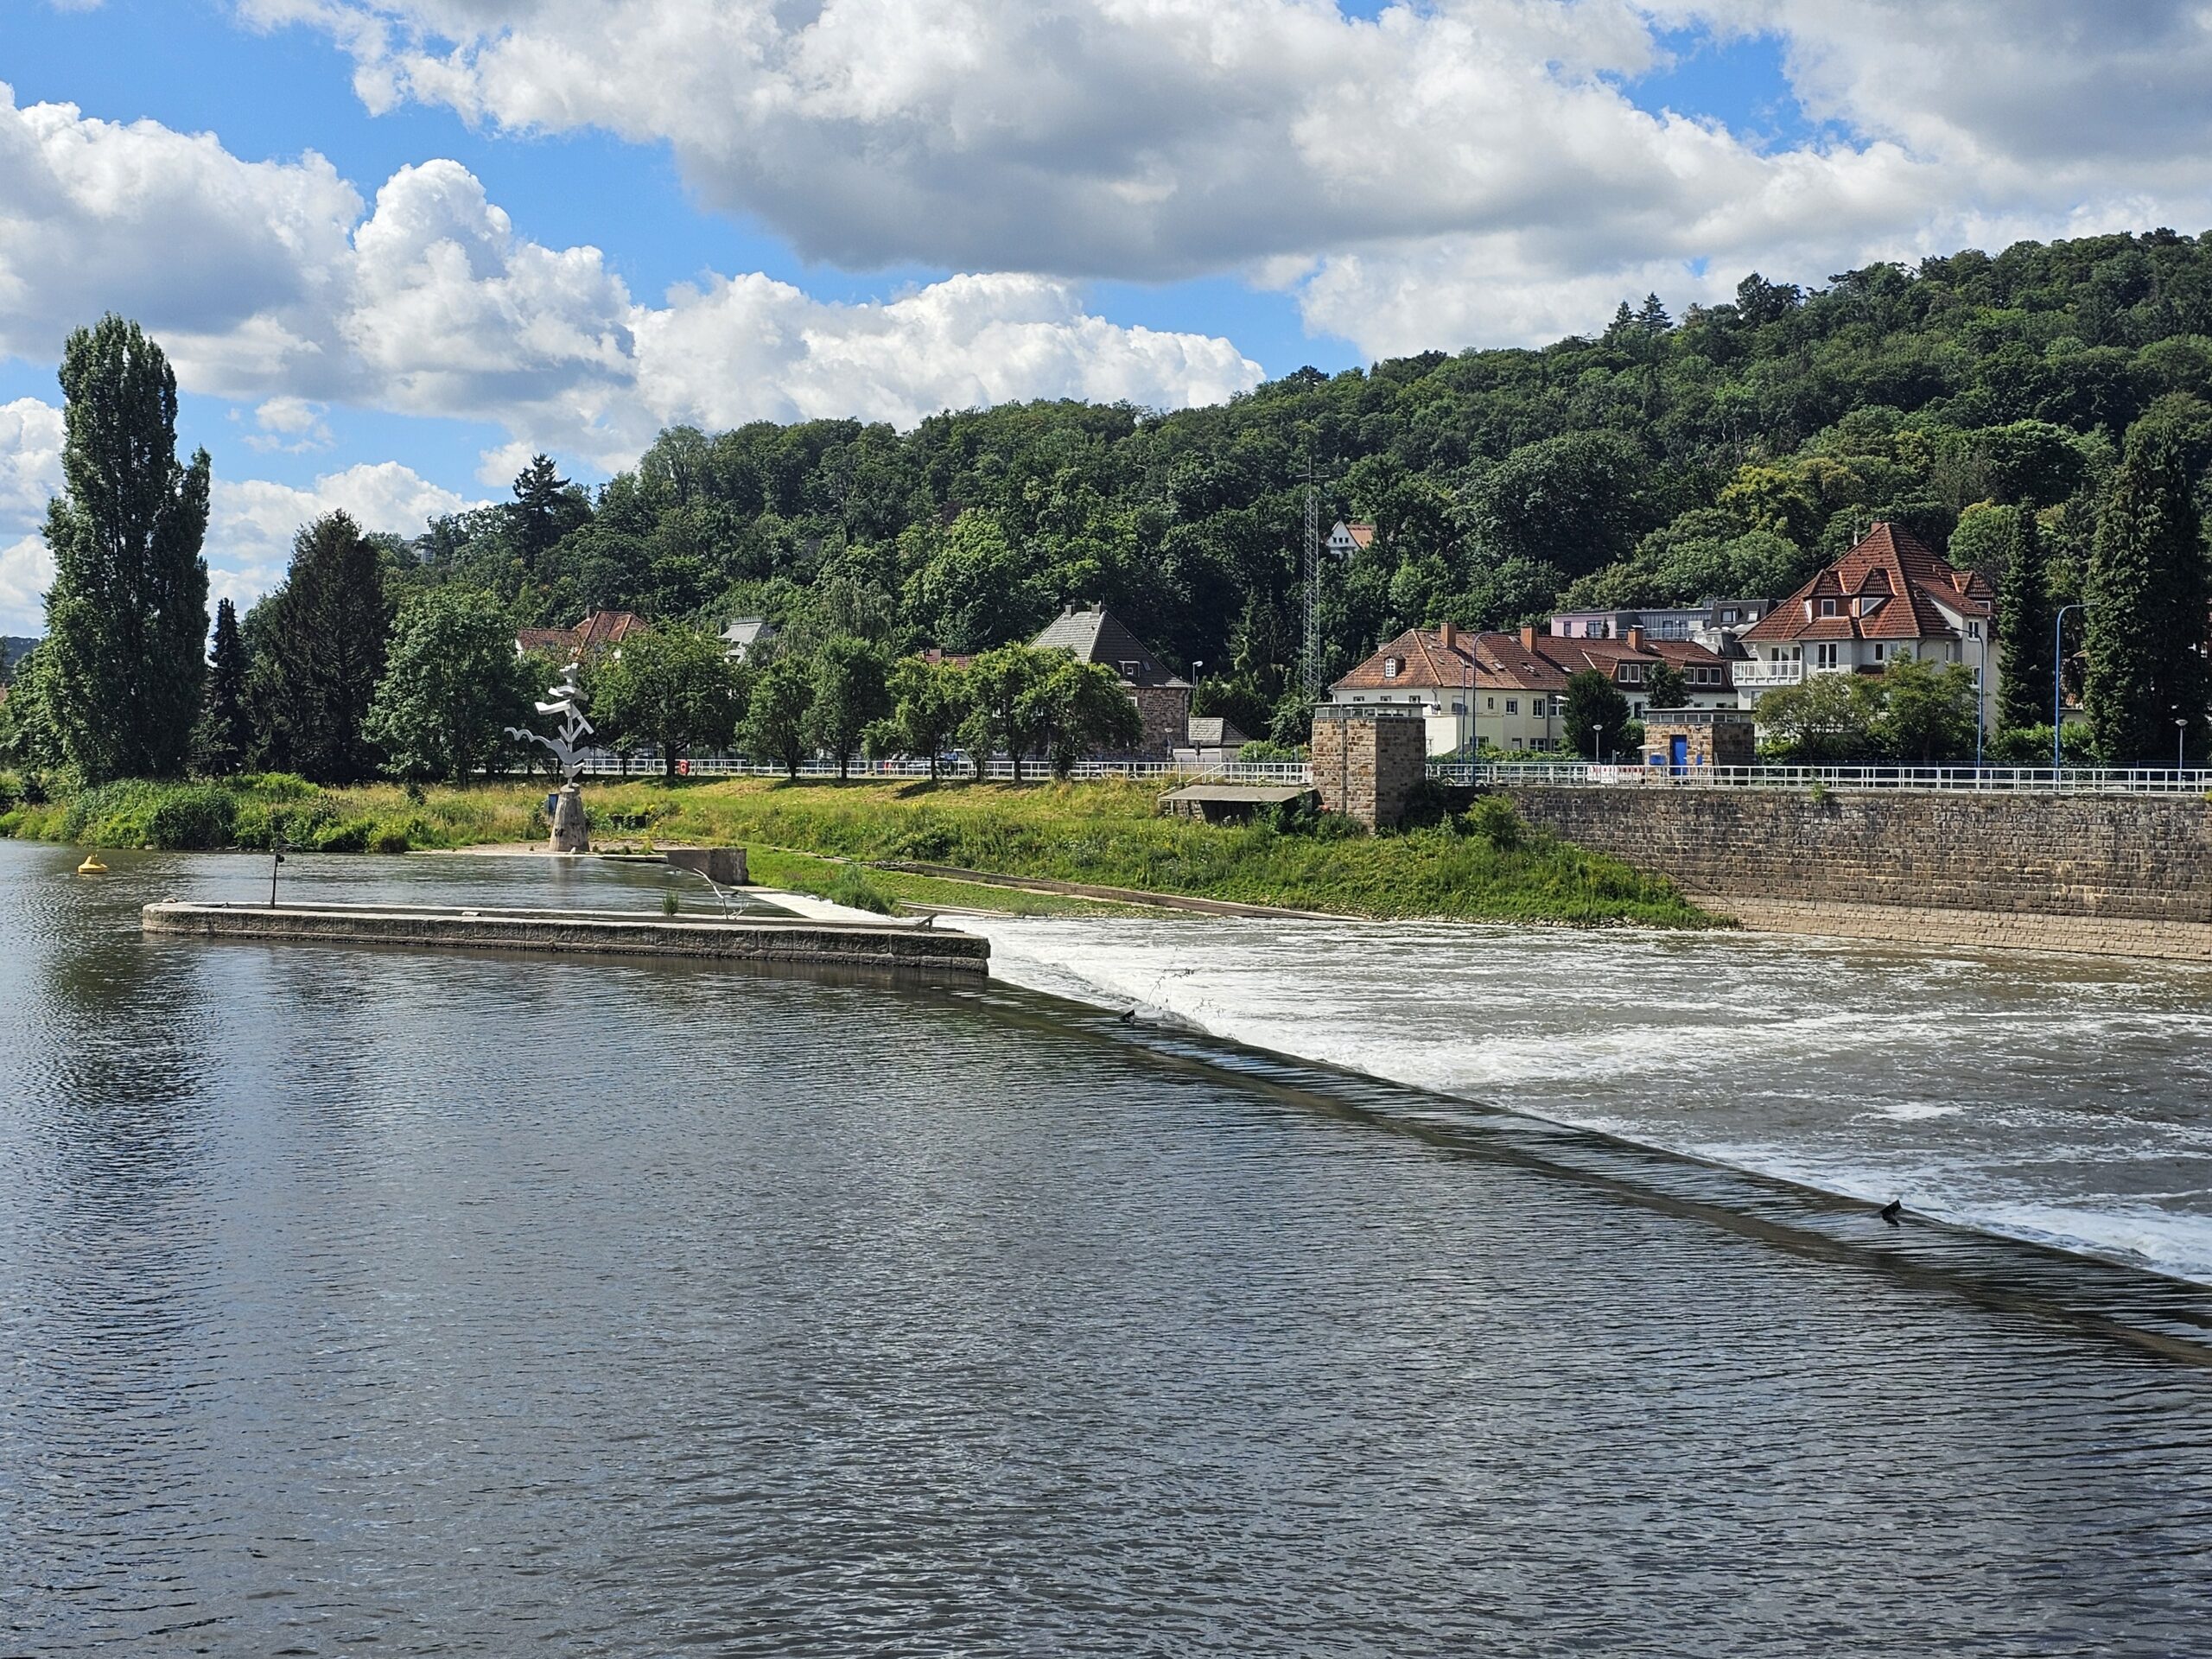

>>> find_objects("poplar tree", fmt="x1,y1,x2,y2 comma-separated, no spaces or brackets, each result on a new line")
2084,421,2211,765
41,316,211,779
1994,507,2056,734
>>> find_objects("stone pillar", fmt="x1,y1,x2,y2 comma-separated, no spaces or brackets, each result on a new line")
1312,709,1427,830
550,783,588,854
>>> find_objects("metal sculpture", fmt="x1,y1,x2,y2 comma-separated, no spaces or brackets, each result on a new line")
508,661,594,784
509,663,594,852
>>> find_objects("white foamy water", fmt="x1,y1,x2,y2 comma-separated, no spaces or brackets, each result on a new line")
968,915,2212,1285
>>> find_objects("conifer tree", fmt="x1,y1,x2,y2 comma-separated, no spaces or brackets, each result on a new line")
244,512,390,782
41,315,210,779
2084,421,2211,765
1994,507,2055,733
191,597,252,775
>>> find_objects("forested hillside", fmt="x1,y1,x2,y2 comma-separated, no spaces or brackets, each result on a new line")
367,232,2212,740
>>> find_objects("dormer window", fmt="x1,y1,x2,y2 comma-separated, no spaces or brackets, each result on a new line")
1820,598,1838,618
1384,656,1402,678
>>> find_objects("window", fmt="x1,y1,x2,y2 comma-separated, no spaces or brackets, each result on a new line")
1119,660,1141,677
1618,664,1643,683
1872,642,1886,662
1505,698,1519,714
1820,598,1838,617
1815,643,1839,669
1720,607,1738,624
1384,657,1402,678
1485,696,1496,710
1967,620,1981,639
1450,700,1465,714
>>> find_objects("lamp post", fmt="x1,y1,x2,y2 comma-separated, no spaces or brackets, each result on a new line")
268,835,292,907
1592,721,1604,766
1974,624,1987,769
2177,714,2189,774
2052,601,2087,777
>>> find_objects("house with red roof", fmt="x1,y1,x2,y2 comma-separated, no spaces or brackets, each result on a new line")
1735,523,1997,727
1328,620,1736,754
515,609,652,661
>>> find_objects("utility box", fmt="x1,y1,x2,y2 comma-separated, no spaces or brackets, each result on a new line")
1312,708,1427,830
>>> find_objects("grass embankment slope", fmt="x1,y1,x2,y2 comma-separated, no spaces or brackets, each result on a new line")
0,772,1714,928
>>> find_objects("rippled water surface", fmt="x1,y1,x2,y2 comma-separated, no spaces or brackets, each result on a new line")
5,841,2212,1656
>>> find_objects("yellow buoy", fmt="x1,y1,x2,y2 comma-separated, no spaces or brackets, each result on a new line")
75,854,107,875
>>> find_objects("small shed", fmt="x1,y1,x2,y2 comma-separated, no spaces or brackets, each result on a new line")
1642,707,1756,773
1160,784,1317,824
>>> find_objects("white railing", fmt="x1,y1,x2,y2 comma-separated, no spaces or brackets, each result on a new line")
541,751,2204,797
1434,761,2212,795
1732,660,1804,686
561,752,1312,785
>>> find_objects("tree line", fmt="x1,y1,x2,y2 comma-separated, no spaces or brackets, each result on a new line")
13,224,2212,779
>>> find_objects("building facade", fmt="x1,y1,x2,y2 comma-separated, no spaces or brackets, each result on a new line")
1030,602,1192,758
1735,523,1998,730
1328,622,1738,755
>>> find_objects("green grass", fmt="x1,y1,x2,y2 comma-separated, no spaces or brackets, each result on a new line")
0,772,1716,928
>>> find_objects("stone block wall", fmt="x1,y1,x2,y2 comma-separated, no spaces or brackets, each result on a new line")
1501,786,2212,924
1128,686,1192,758
1314,711,1427,829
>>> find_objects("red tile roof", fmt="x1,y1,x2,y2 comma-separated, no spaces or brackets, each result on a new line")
1740,523,1993,646
516,610,652,658
1332,626,1730,696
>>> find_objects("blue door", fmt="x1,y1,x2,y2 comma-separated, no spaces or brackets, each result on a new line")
1669,734,1688,775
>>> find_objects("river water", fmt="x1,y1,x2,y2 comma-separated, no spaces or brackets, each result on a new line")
5,841,2212,1656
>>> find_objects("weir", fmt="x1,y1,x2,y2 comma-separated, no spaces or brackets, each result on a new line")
141,899,989,977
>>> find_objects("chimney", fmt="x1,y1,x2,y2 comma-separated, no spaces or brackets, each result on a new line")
1439,620,1459,652
1627,626,1646,652
1520,625,1538,652
1061,602,1074,618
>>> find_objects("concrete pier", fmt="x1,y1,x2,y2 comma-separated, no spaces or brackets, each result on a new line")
143,899,988,977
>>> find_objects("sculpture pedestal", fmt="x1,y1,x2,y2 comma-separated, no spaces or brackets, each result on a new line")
550,783,588,854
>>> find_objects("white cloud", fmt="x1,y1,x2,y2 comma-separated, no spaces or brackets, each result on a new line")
0,85,1262,474
635,271,1265,429
0,533,53,634
236,0,2212,353
0,397,64,525
247,395,335,452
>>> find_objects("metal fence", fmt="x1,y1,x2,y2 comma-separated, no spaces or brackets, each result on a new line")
556,751,2208,796
1432,761,2212,795
564,753,1313,785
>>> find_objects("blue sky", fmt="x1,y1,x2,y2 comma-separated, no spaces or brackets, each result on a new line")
2,0,2206,629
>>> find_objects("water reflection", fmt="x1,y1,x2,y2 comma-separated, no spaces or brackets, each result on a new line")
2,843,2210,1654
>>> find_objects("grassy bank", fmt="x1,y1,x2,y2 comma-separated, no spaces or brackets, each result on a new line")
0,772,1714,928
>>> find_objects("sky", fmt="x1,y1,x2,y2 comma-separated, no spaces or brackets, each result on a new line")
3,0,2211,633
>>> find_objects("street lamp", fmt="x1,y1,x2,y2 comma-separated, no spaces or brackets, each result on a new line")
2052,601,2088,775
2177,714,2189,773
1592,721,1604,766
1974,623,1988,769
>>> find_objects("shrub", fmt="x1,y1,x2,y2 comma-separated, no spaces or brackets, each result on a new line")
1465,793,1523,851
146,785,238,850
238,772,318,800
824,864,896,914
368,823,413,854
311,817,375,854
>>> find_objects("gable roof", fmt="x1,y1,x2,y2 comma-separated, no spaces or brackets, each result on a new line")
1030,603,1190,688
1332,625,1730,696
516,609,652,659
1740,523,1993,645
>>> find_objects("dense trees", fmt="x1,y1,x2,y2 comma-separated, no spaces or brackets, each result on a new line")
1562,671,1631,760
1757,656,1980,764
591,627,746,779
2084,419,2210,765
41,315,210,780
191,598,251,776
364,588,529,782
244,513,389,783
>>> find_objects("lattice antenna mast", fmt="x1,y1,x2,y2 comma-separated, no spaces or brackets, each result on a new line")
1302,475,1323,698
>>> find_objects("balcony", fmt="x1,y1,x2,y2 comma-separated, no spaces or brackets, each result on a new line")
1732,660,1804,688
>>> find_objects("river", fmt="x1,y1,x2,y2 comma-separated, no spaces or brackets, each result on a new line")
4,840,2211,1656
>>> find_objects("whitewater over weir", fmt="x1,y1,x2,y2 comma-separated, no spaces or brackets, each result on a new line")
968,913,2212,1287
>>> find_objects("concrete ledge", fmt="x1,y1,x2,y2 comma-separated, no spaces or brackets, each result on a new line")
142,900,988,977
1698,894,2212,963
